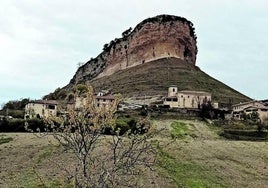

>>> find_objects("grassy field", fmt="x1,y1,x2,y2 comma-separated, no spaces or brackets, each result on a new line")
1,120,268,187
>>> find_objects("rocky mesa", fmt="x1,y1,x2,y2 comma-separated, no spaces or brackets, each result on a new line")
70,15,197,85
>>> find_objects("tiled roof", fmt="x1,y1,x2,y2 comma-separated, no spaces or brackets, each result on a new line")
178,90,211,95
244,106,268,110
96,94,115,100
232,100,264,107
29,100,58,105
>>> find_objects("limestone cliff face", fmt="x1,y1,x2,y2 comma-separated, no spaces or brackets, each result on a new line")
70,15,197,84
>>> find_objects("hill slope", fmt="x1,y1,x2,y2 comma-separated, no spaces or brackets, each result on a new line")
90,57,250,104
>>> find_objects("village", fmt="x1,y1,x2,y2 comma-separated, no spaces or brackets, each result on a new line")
24,86,268,125
1,8,268,187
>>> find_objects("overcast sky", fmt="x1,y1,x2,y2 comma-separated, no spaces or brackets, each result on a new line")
0,0,268,105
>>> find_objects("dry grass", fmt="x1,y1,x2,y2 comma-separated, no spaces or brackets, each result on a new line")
0,120,268,187
155,120,268,188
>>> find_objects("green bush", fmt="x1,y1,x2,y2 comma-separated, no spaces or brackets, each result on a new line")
114,118,132,135
26,118,46,132
171,121,189,139
109,117,149,135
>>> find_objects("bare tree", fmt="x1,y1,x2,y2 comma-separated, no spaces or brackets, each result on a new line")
31,85,157,188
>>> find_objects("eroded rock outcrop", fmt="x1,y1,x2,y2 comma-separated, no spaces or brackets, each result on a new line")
70,14,197,84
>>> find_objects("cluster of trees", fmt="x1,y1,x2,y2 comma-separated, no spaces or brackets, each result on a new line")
43,87,67,100
241,111,259,122
0,98,29,118
0,118,44,132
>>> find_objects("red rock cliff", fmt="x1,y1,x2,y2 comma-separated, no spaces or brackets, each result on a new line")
70,15,197,84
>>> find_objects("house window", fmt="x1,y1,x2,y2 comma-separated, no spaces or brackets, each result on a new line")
173,98,178,102
173,88,175,92
48,105,55,110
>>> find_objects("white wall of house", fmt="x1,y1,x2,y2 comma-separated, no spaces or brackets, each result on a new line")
232,101,268,123
177,91,211,109
168,86,178,97
232,101,266,112
97,98,114,107
164,87,211,109
163,97,179,108
25,102,57,119
71,95,115,109
259,109,268,123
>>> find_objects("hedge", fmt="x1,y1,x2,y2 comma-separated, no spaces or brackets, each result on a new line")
221,129,268,141
0,118,45,132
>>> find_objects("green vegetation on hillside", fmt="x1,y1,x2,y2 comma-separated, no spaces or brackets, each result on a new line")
215,120,268,141
170,121,189,139
0,98,29,118
157,146,225,188
90,57,250,104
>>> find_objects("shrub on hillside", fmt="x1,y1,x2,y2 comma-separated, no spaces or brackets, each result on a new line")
26,118,46,132
107,117,150,135
7,110,24,118
0,118,47,132
221,129,268,141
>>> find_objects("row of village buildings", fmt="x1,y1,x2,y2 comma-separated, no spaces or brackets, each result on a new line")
24,86,268,123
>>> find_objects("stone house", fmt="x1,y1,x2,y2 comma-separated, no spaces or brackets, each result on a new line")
96,94,115,108
69,92,115,110
232,101,268,123
164,86,212,109
25,100,58,119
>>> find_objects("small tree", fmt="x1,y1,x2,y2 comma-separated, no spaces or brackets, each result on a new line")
200,100,213,119
29,85,157,187
122,27,132,37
